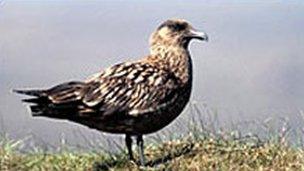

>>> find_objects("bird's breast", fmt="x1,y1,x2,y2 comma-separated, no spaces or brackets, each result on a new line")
164,48,192,84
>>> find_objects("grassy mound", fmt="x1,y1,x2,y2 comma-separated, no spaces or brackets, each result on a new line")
1,133,304,171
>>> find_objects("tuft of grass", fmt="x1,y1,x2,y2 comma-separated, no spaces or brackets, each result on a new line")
1,102,304,170
1,133,304,171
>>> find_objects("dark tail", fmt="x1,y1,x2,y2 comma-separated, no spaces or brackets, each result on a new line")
13,81,88,119
13,89,46,97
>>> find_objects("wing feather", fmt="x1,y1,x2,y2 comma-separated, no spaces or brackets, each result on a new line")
82,61,181,116
47,81,85,103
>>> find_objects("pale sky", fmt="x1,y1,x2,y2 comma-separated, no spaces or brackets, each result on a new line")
0,1,303,148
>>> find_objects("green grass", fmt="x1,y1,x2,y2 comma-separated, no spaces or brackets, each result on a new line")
1,104,304,170
1,132,304,171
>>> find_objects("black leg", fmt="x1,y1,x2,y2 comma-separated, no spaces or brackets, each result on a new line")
136,135,145,166
125,134,134,160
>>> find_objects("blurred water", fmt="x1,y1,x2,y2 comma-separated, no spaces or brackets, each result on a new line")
0,1,304,148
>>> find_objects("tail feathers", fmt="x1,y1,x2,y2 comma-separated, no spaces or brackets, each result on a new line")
13,89,46,97
29,104,82,119
30,105,59,117
14,81,92,120
30,105,45,116
21,97,48,103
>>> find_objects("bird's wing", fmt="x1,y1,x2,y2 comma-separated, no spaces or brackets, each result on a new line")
14,81,86,104
82,61,181,116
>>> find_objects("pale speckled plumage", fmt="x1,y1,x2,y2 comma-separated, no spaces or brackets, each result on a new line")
14,19,208,165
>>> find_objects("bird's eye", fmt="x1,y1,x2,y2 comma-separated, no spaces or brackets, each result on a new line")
167,23,187,32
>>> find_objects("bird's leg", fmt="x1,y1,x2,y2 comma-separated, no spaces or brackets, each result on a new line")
136,135,145,166
125,134,134,161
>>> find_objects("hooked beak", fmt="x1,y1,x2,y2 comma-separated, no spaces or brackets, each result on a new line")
188,29,209,41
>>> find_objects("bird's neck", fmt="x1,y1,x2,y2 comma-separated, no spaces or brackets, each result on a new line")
149,45,192,84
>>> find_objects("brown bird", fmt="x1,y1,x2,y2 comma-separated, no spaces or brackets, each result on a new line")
14,19,208,166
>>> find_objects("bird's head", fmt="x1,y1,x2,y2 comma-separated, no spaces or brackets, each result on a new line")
150,19,208,50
